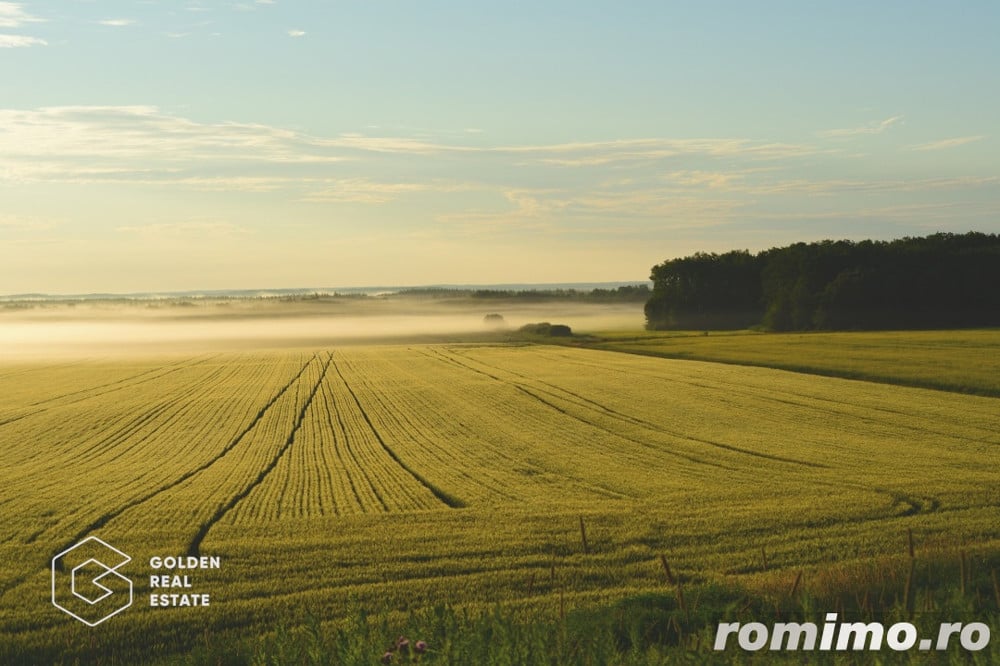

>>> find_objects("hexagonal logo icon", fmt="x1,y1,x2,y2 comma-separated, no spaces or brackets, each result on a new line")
52,537,132,626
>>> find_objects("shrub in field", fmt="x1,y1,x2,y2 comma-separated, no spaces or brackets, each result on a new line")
483,313,507,329
519,322,573,337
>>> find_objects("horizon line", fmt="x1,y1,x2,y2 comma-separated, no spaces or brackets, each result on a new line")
0,280,653,301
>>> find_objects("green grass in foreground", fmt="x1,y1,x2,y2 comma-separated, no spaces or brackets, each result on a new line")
161,547,1000,665
570,329,1000,397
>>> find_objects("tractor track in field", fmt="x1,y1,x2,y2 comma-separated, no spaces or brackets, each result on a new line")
94,360,253,469
11,361,234,517
433,348,824,470
27,356,212,406
0,358,91,382
187,353,331,556
0,358,272,520
405,349,954,509
315,380,367,514
680,373,1000,447
0,355,221,429
0,355,317,598
11,353,321,586
533,346,1000,451
448,347,718,433
878,489,941,516
541,349,1000,446
330,355,466,510
340,352,523,503
426,347,734,485
417,349,638,500
798,476,942,521
64,361,235,469
321,373,392,513
0,363,240,527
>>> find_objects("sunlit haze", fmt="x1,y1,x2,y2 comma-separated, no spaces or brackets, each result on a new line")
1,1,998,294
0,298,644,357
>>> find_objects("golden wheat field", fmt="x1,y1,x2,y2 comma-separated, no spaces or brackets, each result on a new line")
1,342,999,661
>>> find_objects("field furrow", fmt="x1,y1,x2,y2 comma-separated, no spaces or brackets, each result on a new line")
103,354,322,535
46,353,321,547
345,350,527,502
339,349,627,503
225,353,455,522
438,347,828,470
185,354,334,553
0,353,319,589
0,356,220,429
445,345,999,503
334,348,728,503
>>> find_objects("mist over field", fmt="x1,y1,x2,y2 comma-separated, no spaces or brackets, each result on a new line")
0,296,643,357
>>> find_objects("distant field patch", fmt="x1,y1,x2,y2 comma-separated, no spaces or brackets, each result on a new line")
581,329,1000,396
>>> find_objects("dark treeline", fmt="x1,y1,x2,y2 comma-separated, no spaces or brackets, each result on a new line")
645,232,1000,331
401,285,651,303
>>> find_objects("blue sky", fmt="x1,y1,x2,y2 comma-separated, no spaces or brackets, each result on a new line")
1,1,998,293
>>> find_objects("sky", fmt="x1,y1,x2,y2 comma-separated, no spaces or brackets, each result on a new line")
1,1,998,294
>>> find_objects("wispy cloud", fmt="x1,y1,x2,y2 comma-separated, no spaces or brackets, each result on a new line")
305,134,822,162
110,176,295,192
819,115,903,138
741,199,1000,226
743,175,1000,196
0,214,57,231
624,165,1000,200
0,106,351,169
511,138,821,166
910,135,986,151
116,221,249,236
0,2,43,28
301,179,473,204
2,104,994,245
287,29,305,37
164,176,293,192
0,32,44,47
665,170,745,189
0,2,44,46
317,133,456,154
433,186,747,240
98,18,136,27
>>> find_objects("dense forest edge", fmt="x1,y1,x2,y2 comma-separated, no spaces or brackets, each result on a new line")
644,232,1000,331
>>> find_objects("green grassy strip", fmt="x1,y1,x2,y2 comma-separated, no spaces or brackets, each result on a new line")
562,329,1000,398
154,549,1000,665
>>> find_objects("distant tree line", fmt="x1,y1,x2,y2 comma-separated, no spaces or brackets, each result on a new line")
645,232,1000,331
400,285,650,302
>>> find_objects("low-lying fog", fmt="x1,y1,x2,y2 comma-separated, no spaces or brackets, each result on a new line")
0,296,644,358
